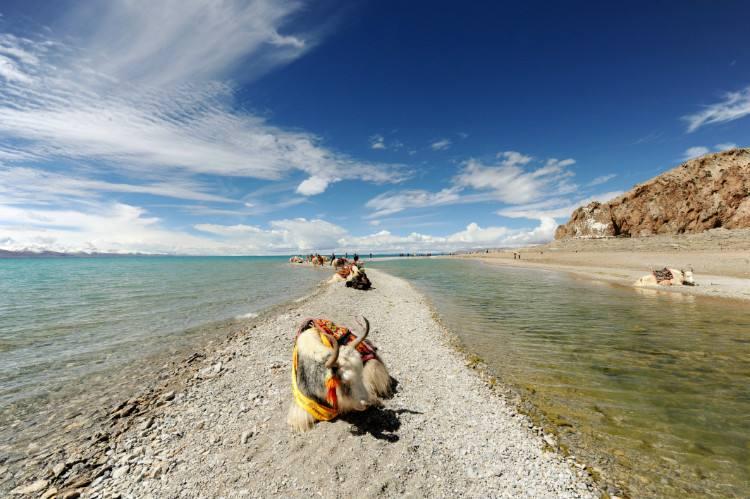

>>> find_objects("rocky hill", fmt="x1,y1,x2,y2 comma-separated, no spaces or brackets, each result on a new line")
555,148,750,239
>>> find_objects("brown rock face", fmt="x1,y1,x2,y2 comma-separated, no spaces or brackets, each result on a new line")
555,148,750,239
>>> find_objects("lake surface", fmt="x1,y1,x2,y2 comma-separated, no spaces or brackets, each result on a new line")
0,256,325,470
371,258,750,498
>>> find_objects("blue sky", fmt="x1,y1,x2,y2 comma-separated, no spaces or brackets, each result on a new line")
0,0,748,254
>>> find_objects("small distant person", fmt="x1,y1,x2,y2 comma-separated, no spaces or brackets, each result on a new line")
369,252,373,259
345,252,348,259
353,253,359,263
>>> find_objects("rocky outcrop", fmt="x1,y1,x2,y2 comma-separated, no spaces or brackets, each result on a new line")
555,148,750,239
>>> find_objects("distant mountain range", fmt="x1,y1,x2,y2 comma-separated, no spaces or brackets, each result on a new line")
0,249,155,258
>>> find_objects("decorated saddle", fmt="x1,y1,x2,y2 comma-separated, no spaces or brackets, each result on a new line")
653,267,673,282
296,318,378,363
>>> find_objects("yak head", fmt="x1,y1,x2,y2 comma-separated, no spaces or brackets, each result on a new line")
682,267,695,285
326,317,372,411
297,317,372,413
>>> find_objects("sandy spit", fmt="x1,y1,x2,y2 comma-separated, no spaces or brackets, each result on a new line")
458,228,750,302
17,269,597,498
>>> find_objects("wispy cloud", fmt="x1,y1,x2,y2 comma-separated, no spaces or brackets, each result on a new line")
682,146,710,160
497,191,623,220
430,138,451,151
365,150,578,217
634,131,663,144
682,143,740,161
0,166,233,205
453,152,576,204
683,86,750,132
366,188,462,218
370,134,386,150
0,2,406,200
587,174,616,187
67,0,312,88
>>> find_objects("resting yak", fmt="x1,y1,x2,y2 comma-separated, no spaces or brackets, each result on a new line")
331,257,349,268
288,316,391,432
634,267,696,287
328,264,372,290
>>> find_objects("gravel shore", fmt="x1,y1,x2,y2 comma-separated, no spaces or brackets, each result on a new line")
12,269,597,498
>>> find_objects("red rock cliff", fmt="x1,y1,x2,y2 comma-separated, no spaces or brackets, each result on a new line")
555,148,750,239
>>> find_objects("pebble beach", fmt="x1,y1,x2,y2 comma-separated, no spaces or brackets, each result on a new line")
7,269,597,498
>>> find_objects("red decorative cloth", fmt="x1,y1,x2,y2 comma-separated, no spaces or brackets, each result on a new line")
311,319,378,363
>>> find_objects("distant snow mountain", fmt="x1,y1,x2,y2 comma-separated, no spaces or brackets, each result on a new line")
0,249,152,258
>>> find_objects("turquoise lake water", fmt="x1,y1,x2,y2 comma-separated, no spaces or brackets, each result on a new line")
2,256,748,498
0,256,325,468
372,258,750,498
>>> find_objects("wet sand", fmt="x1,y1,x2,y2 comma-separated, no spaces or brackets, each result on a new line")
458,228,750,302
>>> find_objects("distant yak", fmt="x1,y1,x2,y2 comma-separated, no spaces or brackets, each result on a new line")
634,267,696,287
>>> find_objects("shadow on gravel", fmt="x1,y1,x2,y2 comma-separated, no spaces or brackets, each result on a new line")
344,407,423,443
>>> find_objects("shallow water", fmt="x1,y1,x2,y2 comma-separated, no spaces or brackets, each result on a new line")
372,258,750,498
0,256,324,468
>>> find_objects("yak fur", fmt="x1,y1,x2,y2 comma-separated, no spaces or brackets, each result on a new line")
288,322,392,431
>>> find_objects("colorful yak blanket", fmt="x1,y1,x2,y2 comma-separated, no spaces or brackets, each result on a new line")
311,319,378,363
337,264,353,278
653,267,673,282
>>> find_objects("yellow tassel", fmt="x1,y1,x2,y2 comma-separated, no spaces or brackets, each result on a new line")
291,344,338,421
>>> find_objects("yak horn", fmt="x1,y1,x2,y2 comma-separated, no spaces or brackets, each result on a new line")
324,332,340,368
296,318,315,338
351,316,370,349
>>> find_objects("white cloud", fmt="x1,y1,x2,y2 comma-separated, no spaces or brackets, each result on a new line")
683,86,750,132
0,202,561,255
365,150,579,218
370,134,386,150
340,218,558,252
497,191,624,221
192,224,264,236
453,152,576,204
365,188,462,218
0,3,406,198
682,143,742,161
296,176,333,196
682,146,710,160
193,218,349,253
0,166,233,205
587,174,616,186
269,218,348,250
0,55,32,83
70,0,311,88
495,150,532,165
0,203,216,254
430,138,451,151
